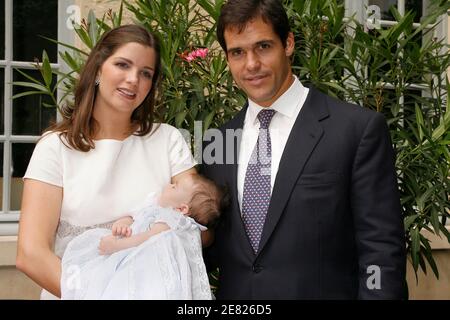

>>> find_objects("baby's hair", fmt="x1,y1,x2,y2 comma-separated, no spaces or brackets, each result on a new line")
188,175,229,228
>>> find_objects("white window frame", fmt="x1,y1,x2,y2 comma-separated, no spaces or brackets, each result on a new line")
346,0,447,87
0,0,75,235
346,0,449,227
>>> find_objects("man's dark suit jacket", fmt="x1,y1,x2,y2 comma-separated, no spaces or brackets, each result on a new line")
201,87,406,299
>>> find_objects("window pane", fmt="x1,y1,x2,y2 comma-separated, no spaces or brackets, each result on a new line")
13,0,58,62
0,1,4,59
369,0,397,21
11,143,35,211
370,0,424,22
12,69,57,136
405,0,423,23
0,68,3,135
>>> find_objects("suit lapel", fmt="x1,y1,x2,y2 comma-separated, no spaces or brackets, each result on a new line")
257,88,329,256
225,104,256,257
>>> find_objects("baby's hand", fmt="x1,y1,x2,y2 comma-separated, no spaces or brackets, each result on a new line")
112,223,132,238
98,235,119,255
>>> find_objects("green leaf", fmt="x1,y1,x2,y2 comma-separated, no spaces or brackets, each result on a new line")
88,10,98,47
175,110,187,128
42,102,57,108
203,111,215,131
11,81,49,92
386,9,414,43
422,246,439,279
59,51,81,72
74,25,93,49
40,35,89,56
429,208,441,236
411,227,420,269
418,251,427,275
431,81,450,141
12,91,49,100
416,185,437,213
415,104,424,142
41,50,53,87
439,224,450,242
196,0,218,21
404,214,418,230
13,68,43,85
115,1,124,27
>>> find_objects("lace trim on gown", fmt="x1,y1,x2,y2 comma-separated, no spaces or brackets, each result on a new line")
55,220,114,258
154,209,211,299
57,220,114,238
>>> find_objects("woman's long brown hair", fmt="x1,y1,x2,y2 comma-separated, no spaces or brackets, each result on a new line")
47,24,162,152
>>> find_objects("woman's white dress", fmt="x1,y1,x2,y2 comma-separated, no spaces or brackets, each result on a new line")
23,124,197,299
60,194,212,300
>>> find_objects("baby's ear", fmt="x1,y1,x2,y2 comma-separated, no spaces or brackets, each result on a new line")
178,203,190,215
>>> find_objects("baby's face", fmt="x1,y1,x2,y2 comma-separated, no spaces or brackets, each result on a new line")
158,175,196,209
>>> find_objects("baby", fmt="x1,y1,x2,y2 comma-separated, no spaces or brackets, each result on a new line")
60,174,227,300
98,173,223,255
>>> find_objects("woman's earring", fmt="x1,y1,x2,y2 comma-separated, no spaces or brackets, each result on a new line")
95,78,100,86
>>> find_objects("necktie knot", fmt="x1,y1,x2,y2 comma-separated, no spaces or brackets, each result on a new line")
257,109,276,129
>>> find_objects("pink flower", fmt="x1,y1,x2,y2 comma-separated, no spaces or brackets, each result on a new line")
194,48,208,59
180,48,209,62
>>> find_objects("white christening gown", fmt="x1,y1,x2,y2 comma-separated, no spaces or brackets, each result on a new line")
60,194,212,300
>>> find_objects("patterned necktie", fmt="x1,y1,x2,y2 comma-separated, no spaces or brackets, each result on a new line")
242,109,276,254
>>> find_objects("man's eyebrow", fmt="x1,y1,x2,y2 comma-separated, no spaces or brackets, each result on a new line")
227,39,275,53
255,39,275,46
114,57,154,70
227,46,242,54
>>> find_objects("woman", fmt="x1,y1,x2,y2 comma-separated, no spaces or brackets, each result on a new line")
16,25,199,299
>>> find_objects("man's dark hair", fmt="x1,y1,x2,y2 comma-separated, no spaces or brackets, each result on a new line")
217,0,291,53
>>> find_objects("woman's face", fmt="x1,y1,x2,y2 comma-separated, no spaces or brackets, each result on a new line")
95,42,156,116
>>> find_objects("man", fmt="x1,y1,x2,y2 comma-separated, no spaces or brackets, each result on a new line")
202,0,406,299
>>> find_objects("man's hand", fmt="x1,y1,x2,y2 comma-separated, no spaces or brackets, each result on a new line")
98,235,119,255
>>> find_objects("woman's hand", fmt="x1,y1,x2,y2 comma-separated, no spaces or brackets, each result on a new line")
98,235,119,255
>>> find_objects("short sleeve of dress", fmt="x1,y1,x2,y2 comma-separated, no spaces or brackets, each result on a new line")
166,125,197,177
23,132,63,187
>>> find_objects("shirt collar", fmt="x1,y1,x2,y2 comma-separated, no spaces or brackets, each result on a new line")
247,75,305,126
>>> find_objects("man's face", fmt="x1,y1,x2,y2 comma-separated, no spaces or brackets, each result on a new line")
224,17,294,107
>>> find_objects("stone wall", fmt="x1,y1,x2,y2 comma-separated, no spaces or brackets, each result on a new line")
407,250,450,300
72,0,135,50
74,0,134,23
